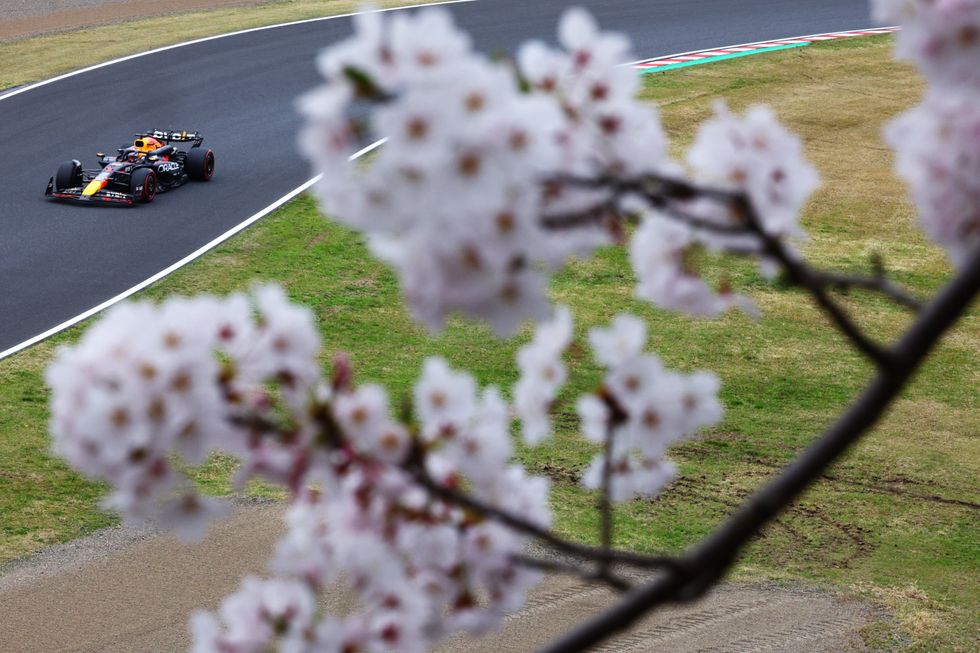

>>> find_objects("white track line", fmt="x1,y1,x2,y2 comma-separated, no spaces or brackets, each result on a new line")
0,0,476,102
0,138,386,361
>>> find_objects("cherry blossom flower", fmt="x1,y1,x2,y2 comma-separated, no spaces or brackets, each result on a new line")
158,493,231,542
190,577,317,653
449,386,514,486
334,383,412,464
576,394,611,443
630,212,757,317
688,102,819,239
578,314,722,502
413,357,477,443
886,89,980,267
514,305,574,444
583,451,678,502
588,313,646,367
299,6,669,334
873,0,980,89
47,286,321,537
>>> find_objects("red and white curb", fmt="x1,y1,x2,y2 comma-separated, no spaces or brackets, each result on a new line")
634,26,901,72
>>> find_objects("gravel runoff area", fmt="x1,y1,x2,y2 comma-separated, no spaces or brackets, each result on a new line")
0,0,271,40
0,500,877,653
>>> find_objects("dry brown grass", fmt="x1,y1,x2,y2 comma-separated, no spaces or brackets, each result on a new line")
0,0,431,91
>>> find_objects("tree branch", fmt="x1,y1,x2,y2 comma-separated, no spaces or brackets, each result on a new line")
598,422,615,579
812,269,924,311
512,554,634,593
549,172,919,362
730,194,895,367
538,247,980,653
406,460,678,574
541,200,750,237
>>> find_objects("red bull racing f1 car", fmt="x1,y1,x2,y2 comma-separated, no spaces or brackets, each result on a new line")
45,130,215,206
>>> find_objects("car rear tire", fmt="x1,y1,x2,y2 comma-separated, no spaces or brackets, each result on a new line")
55,160,82,190
130,168,157,203
186,147,214,181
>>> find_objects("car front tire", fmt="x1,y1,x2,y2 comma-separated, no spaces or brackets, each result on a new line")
130,168,157,203
55,160,82,191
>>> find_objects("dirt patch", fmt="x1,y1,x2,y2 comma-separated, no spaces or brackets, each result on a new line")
0,501,880,653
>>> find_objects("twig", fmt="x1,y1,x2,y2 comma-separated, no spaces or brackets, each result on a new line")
541,200,618,230
537,247,980,653
598,422,615,578
407,461,678,573
653,201,753,236
812,270,923,311
541,199,749,237
512,554,634,593
730,195,895,367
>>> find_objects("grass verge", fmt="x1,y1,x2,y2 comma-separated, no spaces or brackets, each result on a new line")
0,35,977,652
0,0,432,92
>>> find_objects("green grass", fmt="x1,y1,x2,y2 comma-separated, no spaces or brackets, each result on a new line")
0,35,977,651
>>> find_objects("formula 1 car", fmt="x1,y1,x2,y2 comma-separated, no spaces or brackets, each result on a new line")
45,130,215,206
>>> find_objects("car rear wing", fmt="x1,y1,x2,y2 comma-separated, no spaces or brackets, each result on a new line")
136,130,205,147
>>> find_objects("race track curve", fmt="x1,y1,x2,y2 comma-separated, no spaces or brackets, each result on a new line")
0,0,873,354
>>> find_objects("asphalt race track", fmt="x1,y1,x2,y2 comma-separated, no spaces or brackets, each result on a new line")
0,1,873,353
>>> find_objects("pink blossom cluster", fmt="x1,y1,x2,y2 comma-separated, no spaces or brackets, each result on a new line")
878,1,980,265
687,103,820,240
48,288,554,652
577,315,723,501
47,279,724,651
298,7,675,334
194,467,545,652
886,93,980,264
179,350,553,652
873,0,980,88
626,102,818,316
298,6,832,330
517,8,669,180
47,286,321,540
629,211,758,317
513,305,573,444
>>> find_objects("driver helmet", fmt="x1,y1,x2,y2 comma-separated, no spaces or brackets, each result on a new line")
133,136,163,153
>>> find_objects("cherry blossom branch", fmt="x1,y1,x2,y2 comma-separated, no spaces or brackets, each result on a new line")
511,554,634,592
728,194,896,367
404,450,678,574
540,200,619,230
811,269,924,311
552,172,907,366
598,421,615,578
538,246,980,653
232,398,675,591
541,200,749,236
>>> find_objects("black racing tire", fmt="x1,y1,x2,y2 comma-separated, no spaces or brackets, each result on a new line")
186,147,215,181
130,168,157,203
55,160,82,191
